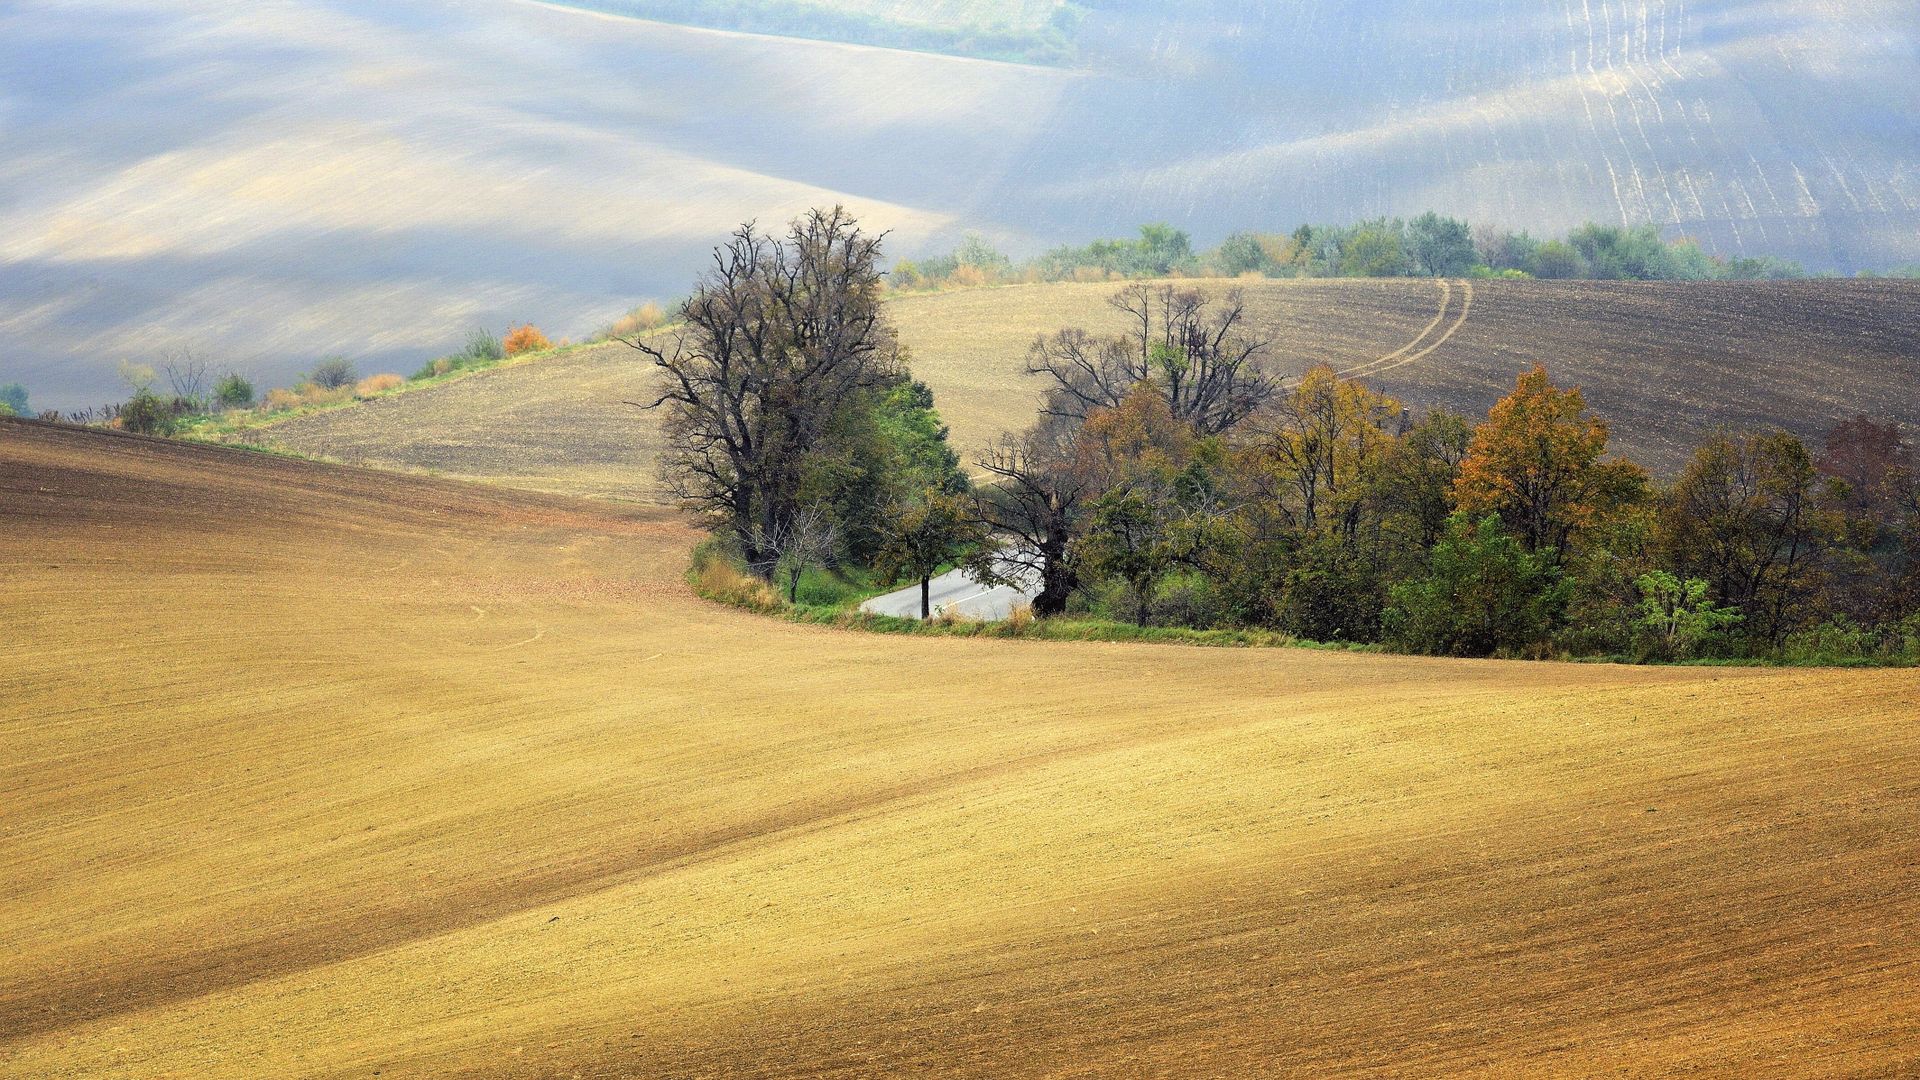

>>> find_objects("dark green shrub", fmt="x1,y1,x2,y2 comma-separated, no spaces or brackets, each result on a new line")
1384,514,1568,656
463,328,504,364
119,389,183,436
214,373,254,408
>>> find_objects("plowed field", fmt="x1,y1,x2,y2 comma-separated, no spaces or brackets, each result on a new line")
254,278,1920,498
6,418,1919,1077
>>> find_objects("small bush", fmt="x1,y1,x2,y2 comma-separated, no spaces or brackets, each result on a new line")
503,324,552,356
463,328,504,363
0,383,28,416
689,541,780,612
354,373,405,398
119,388,183,435
261,387,302,411
1005,604,1035,634
1384,514,1568,657
412,356,459,380
214,373,254,408
609,302,667,339
1632,571,1742,661
947,264,991,289
308,356,357,390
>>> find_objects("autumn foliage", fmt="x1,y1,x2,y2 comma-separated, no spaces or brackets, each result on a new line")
502,324,552,356
1454,364,1649,554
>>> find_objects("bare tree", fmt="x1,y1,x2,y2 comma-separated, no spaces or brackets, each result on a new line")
1026,284,1276,436
625,207,900,575
162,348,213,410
966,416,1098,617
752,504,840,605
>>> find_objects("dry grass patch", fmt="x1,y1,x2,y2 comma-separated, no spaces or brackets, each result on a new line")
353,373,405,397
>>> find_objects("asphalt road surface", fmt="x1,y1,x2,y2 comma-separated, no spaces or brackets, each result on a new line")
860,566,1038,622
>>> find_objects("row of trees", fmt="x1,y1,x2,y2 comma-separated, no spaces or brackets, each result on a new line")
32,321,563,434
890,216,1920,291
966,336,1917,661
649,210,1918,663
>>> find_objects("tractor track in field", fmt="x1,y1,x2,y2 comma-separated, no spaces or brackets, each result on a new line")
1327,278,1476,384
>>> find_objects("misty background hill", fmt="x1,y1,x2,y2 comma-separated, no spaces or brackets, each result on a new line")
3,0,1916,409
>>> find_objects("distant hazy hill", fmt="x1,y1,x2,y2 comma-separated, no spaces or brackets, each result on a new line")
3,0,1915,408
546,0,1081,62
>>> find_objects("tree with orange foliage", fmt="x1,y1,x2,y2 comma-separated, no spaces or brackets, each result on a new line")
1075,381,1198,487
502,324,552,356
1454,365,1648,556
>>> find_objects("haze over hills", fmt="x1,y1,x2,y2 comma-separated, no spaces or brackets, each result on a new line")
2,0,1916,409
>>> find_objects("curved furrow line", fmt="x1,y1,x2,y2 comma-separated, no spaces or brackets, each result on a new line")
1376,278,1475,375
1329,278,1453,383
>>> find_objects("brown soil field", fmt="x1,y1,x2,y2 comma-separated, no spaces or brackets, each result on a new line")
6,417,1920,1077
251,278,1920,498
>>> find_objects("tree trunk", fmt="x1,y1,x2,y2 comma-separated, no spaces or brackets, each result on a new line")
921,576,932,620
1034,543,1073,618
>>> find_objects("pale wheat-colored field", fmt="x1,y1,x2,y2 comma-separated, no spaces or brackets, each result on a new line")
5,418,1918,1077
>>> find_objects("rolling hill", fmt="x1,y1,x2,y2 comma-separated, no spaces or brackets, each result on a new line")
547,0,1081,62
250,277,1920,496
5,0,1916,409
5,418,1920,1076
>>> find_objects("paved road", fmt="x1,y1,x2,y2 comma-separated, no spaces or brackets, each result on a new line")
860,564,1039,622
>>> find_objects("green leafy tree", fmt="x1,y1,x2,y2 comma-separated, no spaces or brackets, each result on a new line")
1384,514,1568,656
1407,212,1477,277
804,377,965,566
214,373,255,408
1374,409,1472,548
308,356,356,390
1527,240,1586,279
1634,571,1742,660
1075,488,1180,625
1566,223,1676,280
1340,223,1410,277
874,488,987,619
1133,223,1193,275
1214,231,1271,276
953,233,1011,275
0,383,28,417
